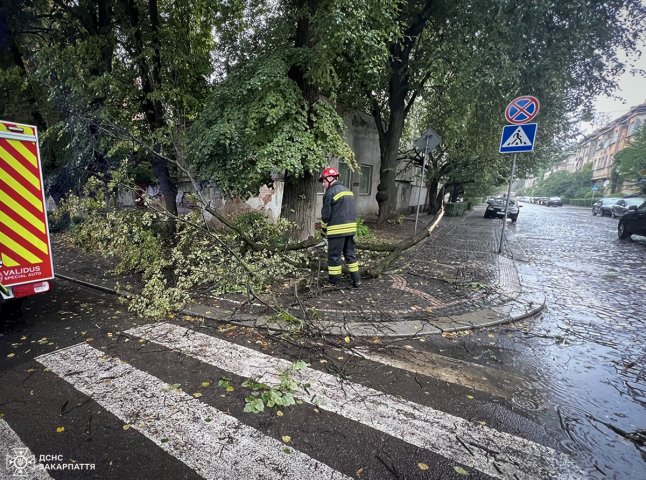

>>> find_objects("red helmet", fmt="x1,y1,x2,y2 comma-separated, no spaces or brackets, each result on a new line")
318,167,340,182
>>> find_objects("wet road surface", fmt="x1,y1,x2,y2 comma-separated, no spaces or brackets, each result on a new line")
404,202,646,478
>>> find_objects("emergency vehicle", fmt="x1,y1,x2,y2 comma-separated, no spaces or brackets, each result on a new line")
0,120,54,308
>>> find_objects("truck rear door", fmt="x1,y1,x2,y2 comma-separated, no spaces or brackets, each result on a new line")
0,120,54,298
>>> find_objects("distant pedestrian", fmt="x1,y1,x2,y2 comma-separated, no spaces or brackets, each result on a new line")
319,167,361,288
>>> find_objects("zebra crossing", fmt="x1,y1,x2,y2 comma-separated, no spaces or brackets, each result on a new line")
1,321,585,479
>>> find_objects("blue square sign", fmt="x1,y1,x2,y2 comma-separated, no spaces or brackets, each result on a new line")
499,123,537,153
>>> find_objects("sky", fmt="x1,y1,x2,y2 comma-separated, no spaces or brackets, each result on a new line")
581,38,646,133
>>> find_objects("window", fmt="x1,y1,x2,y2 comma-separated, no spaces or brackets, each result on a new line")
359,164,372,194
338,161,353,188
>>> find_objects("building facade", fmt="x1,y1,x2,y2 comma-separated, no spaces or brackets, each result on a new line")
534,100,646,193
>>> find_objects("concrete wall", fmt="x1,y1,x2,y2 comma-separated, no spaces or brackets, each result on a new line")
119,110,412,221
315,111,381,219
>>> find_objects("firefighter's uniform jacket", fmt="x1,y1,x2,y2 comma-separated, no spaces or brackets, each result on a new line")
321,183,357,238
320,182,360,284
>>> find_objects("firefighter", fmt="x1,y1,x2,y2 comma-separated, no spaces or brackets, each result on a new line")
319,167,361,288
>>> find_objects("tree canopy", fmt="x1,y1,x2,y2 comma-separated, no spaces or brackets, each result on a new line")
615,127,646,194
525,163,594,198
1,0,645,229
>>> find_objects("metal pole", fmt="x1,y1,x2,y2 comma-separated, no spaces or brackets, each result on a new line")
414,136,430,234
498,153,517,254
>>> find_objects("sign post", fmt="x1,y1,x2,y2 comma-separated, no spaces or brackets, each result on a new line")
498,96,540,253
413,127,442,234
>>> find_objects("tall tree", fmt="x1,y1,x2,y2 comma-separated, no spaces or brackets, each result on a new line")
189,0,397,240
335,0,646,222
5,0,223,211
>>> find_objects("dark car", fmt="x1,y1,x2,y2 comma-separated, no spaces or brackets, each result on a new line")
592,197,620,216
484,197,520,222
547,196,562,207
611,197,646,218
618,201,646,239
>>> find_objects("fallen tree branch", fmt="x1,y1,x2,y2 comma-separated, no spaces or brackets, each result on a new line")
362,208,444,277
587,415,646,447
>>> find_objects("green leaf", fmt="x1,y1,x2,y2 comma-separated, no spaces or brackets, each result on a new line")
244,397,265,413
262,389,283,408
217,378,231,388
292,360,309,371
280,392,296,407
453,466,468,475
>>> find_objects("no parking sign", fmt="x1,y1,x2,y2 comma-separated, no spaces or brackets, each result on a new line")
505,96,540,124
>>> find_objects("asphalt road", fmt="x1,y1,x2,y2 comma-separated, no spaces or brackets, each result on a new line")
1,203,644,479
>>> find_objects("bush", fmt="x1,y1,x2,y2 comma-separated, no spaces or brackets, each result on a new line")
356,217,374,239
55,177,308,318
444,202,468,216
563,198,595,207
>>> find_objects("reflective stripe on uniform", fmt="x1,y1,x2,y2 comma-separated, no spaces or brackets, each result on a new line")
333,191,354,202
347,262,359,272
326,222,357,235
328,265,343,275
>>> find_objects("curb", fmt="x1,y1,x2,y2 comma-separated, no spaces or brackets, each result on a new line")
54,272,545,337
179,288,546,337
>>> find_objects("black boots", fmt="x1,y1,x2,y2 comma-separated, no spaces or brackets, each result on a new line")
327,272,361,289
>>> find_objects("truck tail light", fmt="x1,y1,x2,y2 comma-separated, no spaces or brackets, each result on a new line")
13,281,51,298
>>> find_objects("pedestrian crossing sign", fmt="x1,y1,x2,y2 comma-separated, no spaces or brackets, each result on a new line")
499,123,537,153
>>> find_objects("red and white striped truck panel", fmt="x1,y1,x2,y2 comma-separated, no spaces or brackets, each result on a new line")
0,120,54,300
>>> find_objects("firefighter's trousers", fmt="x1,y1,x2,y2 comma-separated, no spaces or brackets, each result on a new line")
327,236,360,285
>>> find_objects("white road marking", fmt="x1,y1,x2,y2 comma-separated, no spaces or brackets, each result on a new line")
35,343,350,480
127,322,585,479
0,419,54,480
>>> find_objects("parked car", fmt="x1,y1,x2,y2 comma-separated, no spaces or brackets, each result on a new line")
611,197,646,218
484,197,520,222
547,196,562,207
618,201,646,239
592,197,620,216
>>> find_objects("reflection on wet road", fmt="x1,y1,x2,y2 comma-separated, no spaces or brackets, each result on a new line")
506,203,645,478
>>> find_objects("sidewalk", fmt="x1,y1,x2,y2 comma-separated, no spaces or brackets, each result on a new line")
52,205,545,337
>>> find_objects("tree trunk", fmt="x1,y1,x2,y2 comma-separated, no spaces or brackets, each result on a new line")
124,0,178,232
281,0,320,240
376,81,407,223
281,172,318,242
426,179,440,214
376,106,406,223
374,1,436,223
